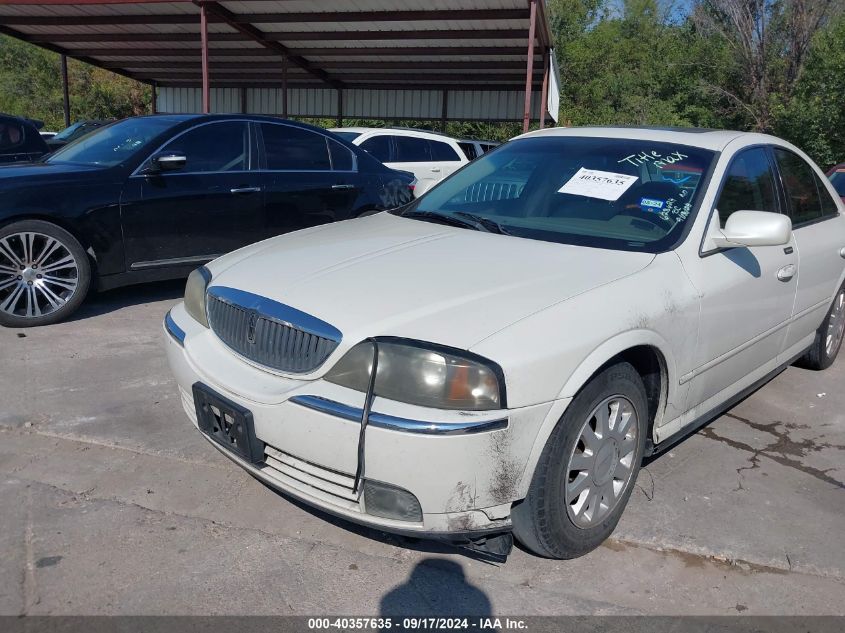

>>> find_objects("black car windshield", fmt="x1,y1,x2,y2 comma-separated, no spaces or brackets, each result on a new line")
47,117,175,167
830,170,845,197
52,122,86,141
395,136,716,252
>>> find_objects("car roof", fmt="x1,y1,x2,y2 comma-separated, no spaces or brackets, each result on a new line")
516,125,779,152
329,126,459,142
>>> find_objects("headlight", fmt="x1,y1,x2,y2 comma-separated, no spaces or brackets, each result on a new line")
325,339,504,411
184,266,211,327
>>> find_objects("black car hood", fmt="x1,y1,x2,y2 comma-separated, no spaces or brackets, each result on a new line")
0,161,104,181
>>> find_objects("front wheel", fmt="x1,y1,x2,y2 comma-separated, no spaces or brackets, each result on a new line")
0,220,91,328
512,362,647,559
797,282,845,371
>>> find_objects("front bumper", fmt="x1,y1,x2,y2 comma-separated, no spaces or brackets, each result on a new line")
164,303,563,537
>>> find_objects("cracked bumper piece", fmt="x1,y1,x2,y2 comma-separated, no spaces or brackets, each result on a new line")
163,303,562,537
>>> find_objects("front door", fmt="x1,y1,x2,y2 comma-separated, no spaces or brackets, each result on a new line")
683,146,798,409
121,120,262,271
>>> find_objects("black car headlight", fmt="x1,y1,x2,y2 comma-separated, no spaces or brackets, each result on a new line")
184,266,211,328
325,339,504,411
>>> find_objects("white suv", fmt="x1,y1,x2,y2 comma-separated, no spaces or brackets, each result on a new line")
165,127,845,560
330,127,468,196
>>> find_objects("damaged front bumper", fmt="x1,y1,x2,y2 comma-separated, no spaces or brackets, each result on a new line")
164,303,566,554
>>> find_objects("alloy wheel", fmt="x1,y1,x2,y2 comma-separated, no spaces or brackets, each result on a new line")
0,231,80,319
826,288,845,357
565,395,639,528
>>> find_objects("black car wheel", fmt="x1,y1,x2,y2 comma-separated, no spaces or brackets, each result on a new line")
798,282,845,371
511,362,647,559
0,220,91,327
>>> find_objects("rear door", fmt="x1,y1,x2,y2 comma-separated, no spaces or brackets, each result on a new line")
256,122,359,240
772,147,845,356
121,120,262,270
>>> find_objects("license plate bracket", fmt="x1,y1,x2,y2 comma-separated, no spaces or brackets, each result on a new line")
193,382,263,464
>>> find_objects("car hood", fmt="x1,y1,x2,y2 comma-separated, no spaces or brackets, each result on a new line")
209,213,655,352
0,161,103,182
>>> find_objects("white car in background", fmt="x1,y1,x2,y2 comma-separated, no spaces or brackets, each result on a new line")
330,127,469,196
456,138,500,161
165,126,845,560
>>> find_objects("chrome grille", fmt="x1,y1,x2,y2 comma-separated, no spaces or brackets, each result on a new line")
206,286,341,374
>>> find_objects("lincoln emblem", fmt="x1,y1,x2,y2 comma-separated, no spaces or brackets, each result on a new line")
246,311,258,344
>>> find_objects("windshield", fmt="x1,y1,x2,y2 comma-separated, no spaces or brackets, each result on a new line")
47,117,175,167
332,130,362,142
52,122,86,141
830,170,845,197
394,135,716,252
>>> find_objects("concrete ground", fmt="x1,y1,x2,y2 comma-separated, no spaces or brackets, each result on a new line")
0,281,843,616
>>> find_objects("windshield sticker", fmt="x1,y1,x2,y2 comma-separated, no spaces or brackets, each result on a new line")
557,168,639,201
618,150,689,169
639,197,665,212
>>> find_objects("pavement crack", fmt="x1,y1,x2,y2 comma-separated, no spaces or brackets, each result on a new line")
698,421,844,491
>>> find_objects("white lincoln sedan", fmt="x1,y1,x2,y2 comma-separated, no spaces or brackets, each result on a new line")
164,127,845,560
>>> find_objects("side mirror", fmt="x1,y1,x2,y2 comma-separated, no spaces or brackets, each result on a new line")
711,210,792,248
150,152,187,172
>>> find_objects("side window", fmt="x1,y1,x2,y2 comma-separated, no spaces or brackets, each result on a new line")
162,122,248,173
328,139,354,171
261,124,330,170
458,142,478,160
359,135,392,163
773,148,823,225
715,147,778,227
814,172,839,217
430,140,462,162
0,121,25,152
393,136,431,162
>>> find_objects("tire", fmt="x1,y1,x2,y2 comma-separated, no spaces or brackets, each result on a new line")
0,220,91,328
797,282,845,371
512,362,648,559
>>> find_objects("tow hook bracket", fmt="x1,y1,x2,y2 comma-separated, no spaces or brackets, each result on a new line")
457,532,513,563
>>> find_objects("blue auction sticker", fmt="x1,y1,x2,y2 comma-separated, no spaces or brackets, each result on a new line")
639,197,665,212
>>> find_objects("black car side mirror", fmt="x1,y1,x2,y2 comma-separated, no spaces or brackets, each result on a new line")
150,152,187,172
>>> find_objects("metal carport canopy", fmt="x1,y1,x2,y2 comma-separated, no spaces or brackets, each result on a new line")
0,0,557,129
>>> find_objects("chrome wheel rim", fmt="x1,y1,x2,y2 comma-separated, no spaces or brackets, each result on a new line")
0,232,79,319
565,395,639,529
826,289,845,357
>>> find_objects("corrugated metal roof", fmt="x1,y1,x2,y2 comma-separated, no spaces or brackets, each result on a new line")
0,1,555,123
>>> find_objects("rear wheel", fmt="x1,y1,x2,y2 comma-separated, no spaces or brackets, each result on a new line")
0,220,91,327
798,282,845,371
512,362,647,559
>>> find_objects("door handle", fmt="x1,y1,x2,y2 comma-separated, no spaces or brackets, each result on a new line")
777,264,796,282
839,247,845,259
430,167,441,173
331,184,356,190
230,187,261,194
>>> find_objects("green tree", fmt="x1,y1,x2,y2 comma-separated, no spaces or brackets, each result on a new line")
775,16,845,167
0,35,150,130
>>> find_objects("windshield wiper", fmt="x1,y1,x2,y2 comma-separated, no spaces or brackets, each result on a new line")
453,211,512,235
401,209,486,231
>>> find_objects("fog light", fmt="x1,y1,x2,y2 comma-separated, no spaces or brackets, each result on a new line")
363,480,422,522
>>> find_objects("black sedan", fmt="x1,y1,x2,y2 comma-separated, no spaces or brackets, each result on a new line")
0,114,50,164
0,114,414,327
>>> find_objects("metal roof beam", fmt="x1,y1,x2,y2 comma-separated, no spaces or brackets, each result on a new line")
134,71,542,82
28,30,532,43
0,9,527,27
105,60,534,71
192,1,339,88
71,47,538,58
